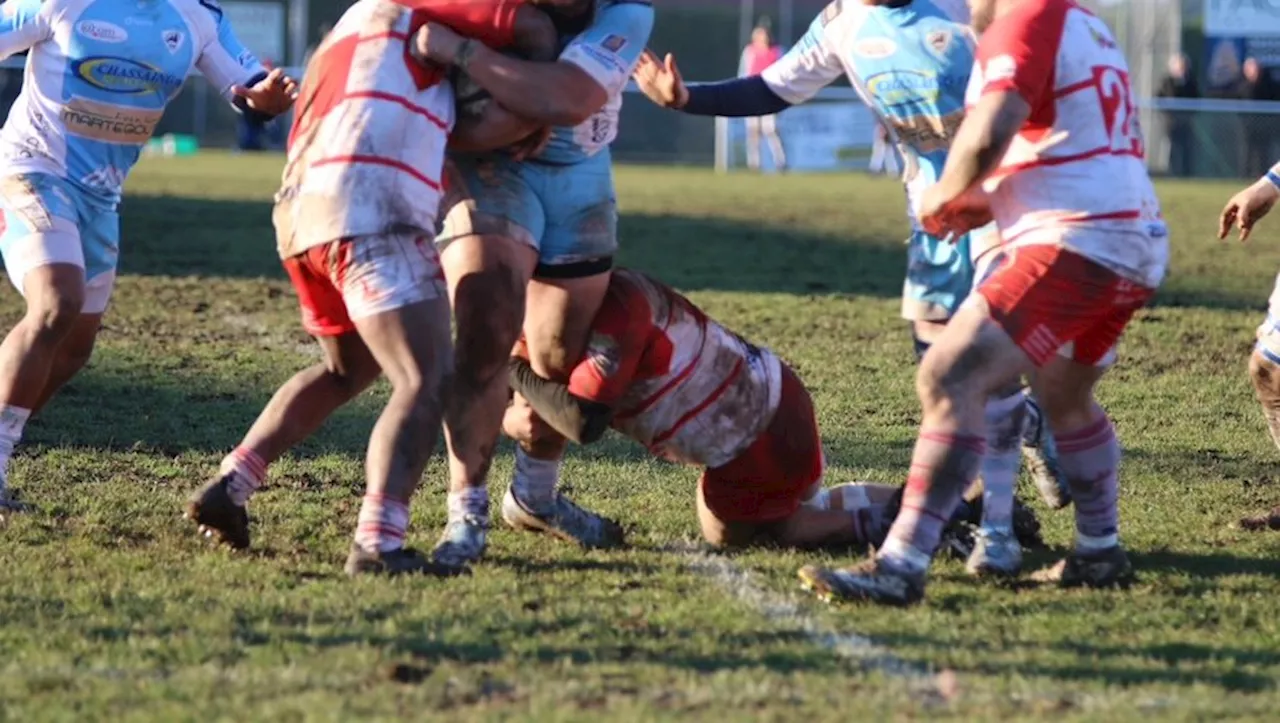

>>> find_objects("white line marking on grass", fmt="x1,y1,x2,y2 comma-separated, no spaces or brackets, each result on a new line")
672,542,945,696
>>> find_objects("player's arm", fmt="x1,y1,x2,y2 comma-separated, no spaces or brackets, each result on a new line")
415,2,655,127
449,102,546,153
0,0,53,60
507,296,646,445
194,3,296,120
632,9,842,118
929,90,1030,202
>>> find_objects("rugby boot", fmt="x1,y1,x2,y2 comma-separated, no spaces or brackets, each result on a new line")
965,527,1023,577
1031,544,1134,589
344,543,462,577
1022,394,1072,510
430,514,488,573
185,473,250,549
798,558,926,607
501,487,625,549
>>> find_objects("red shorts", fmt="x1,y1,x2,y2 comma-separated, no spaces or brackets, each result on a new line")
282,232,446,337
699,364,824,523
977,244,1154,367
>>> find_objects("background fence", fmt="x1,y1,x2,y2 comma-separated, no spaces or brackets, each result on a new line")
5,0,1280,178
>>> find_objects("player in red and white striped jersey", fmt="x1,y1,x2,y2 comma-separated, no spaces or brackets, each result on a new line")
800,0,1167,605
185,0,557,577
505,269,927,549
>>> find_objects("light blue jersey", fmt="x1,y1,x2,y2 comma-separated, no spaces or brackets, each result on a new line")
538,0,652,165
762,0,980,321
0,0,262,202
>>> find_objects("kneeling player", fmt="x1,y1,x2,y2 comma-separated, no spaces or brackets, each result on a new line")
503,268,1013,549
185,0,556,576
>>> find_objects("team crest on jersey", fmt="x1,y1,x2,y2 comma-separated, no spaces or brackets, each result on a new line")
854,37,897,60
924,29,952,59
163,29,184,53
1088,25,1117,50
601,34,627,53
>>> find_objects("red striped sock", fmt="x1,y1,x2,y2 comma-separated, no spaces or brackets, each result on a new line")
1056,412,1121,552
219,446,268,506
354,493,410,553
879,429,986,574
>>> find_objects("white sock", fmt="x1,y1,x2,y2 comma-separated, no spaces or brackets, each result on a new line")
219,446,268,506
981,392,1025,533
447,487,489,523
354,494,410,553
0,405,31,492
510,447,561,512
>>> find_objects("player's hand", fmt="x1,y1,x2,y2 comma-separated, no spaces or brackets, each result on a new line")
411,21,464,66
232,67,299,116
1219,179,1280,242
920,186,992,239
633,49,689,110
503,393,555,444
510,126,553,162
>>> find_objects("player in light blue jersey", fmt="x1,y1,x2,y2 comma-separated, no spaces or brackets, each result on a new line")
632,0,1068,576
0,0,296,516
406,0,653,572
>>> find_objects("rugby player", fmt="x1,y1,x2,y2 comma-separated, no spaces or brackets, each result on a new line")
405,0,654,573
631,0,1066,576
1219,163,1280,531
800,0,1167,604
0,0,295,518
185,0,558,576
502,268,1042,550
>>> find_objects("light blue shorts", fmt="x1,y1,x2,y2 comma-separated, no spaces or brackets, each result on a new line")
0,173,119,313
902,228,974,322
437,151,618,277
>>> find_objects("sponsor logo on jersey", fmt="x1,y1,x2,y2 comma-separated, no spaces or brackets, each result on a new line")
600,34,626,53
566,42,627,76
163,29,184,53
62,97,162,143
1088,24,1117,51
237,49,255,68
886,109,964,154
866,70,966,106
81,166,128,190
585,334,622,378
854,37,897,59
76,20,128,43
924,29,952,59
72,57,184,95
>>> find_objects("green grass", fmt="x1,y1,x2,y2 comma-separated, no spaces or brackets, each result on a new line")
2,153,1280,721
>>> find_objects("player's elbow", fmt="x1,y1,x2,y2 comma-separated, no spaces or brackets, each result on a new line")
575,402,613,445
512,5,558,62
548,78,608,126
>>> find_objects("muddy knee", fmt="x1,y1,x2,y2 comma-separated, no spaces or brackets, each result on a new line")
1251,351,1280,404
453,267,525,385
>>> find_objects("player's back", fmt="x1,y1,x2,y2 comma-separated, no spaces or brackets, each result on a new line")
273,0,458,258
969,0,1167,288
817,0,975,223
0,0,257,202
604,269,781,469
533,0,653,165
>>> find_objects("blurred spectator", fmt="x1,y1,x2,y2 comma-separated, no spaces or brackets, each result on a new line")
868,123,899,177
1231,58,1280,178
1156,53,1197,177
740,24,786,172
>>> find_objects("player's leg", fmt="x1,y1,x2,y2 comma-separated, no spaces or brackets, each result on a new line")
0,174,95,512
1240,279,1280,530
31,201,119,413
1029,299,1148,588
500,155,624,548
800,246,1105,605
432,157,539,570
187,242,381,549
